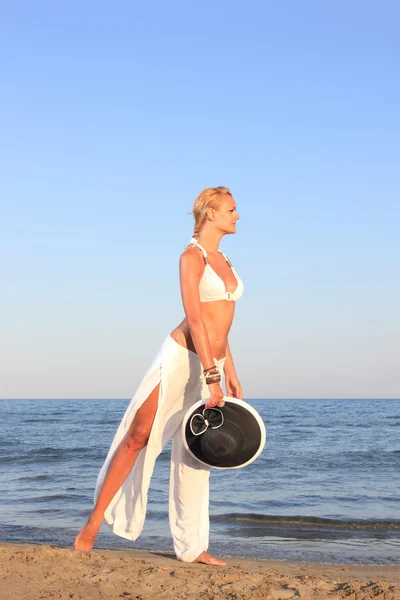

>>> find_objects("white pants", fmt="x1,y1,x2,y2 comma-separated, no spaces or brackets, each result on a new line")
94,335,226,562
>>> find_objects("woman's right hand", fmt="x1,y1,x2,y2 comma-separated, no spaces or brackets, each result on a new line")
205,383,225,408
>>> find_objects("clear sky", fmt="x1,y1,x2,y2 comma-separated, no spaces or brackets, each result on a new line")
1,1,399,399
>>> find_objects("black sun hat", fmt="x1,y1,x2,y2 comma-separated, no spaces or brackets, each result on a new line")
182,397,266,470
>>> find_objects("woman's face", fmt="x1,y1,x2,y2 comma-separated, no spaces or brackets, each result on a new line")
212,194,240,235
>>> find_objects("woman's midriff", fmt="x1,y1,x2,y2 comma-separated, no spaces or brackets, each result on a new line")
170,301,235,361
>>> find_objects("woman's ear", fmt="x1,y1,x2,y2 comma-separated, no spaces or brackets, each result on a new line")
206,206,215,221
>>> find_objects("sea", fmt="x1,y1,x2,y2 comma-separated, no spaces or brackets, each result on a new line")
1,398,399,565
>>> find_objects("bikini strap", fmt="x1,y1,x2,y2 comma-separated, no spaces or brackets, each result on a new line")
189,237,208,264
219,250,233,268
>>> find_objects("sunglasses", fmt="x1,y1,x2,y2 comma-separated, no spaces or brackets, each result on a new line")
189,407,224,436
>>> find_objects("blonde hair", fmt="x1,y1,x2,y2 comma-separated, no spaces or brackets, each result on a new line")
190,186,232,239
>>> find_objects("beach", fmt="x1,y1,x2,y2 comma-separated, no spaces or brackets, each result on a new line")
2,399,400,598
2,399,400,566
1,543,399,600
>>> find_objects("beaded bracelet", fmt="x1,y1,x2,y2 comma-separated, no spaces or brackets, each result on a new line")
206,376,222,385
204,368,221,385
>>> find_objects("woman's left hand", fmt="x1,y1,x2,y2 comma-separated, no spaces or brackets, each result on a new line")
225,374,243,400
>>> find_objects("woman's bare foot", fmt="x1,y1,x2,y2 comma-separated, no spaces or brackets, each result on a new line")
74,516,102,551
193,551,227,566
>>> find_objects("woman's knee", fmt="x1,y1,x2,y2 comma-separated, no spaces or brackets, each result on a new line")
125,384,160,453
125,422,152,452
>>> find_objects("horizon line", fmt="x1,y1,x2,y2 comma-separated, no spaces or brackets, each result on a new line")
1,397,399,402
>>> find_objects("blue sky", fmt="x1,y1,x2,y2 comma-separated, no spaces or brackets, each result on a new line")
1,1,399,399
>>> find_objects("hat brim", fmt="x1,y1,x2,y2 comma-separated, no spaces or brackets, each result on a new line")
182,397,266,470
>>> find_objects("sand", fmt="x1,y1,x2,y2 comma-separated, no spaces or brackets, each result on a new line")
0,543,399,600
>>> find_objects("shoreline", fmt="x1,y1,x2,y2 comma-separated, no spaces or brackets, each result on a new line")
1,543,399,599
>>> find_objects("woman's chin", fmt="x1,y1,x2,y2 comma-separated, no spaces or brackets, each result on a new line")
221,227,237,236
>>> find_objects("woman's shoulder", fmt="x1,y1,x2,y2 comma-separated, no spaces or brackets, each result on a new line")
179,245,204,270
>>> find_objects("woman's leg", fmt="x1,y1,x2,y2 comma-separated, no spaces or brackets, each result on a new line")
169,430,226,565
168,352,228,565
74,383,160,551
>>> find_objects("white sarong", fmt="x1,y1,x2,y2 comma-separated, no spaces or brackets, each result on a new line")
94,334,226,562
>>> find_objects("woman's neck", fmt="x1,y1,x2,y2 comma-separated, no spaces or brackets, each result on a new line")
196,231,223,254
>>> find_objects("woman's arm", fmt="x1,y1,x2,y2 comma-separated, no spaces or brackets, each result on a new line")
179,249,225,407
179,249,214,370
224,341,243,399
224,341,236,377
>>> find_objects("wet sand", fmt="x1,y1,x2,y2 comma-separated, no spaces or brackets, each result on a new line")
0,543,399,600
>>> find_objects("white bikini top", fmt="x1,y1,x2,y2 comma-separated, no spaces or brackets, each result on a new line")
189,237,244,303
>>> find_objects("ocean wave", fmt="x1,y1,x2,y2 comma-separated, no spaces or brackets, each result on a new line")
12,493,87,504
2,447,106,464
17,474,50,481
24,418,62,423
210,513,400,533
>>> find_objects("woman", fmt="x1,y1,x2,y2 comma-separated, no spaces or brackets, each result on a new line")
74,186,243,566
